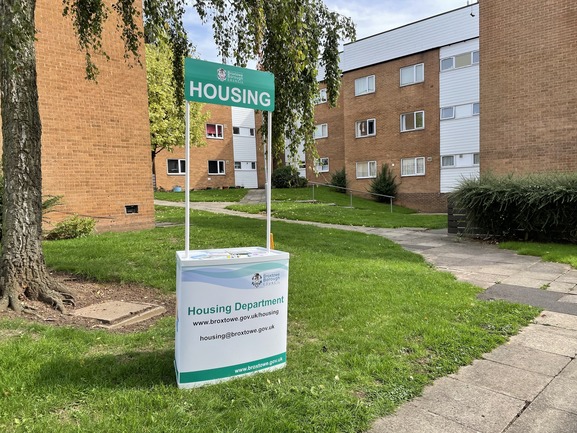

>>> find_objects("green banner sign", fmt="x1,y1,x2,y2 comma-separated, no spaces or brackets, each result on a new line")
185,58,275,111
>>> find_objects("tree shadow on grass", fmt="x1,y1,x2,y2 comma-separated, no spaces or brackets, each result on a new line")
35,348,177,389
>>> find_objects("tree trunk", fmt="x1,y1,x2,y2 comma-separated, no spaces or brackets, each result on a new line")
0,0,73,312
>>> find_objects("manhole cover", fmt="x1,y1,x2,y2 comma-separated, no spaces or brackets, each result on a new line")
73,301,166,329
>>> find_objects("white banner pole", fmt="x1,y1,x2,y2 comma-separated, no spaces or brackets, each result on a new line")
266,111,272,252
185,101,191,257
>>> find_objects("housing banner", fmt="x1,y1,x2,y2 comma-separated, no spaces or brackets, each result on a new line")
175,247,289,388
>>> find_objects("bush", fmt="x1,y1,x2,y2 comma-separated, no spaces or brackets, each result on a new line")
44,215,96,241
330,167,348,193
449,172,577,243
369,163,397,202
271,165,307,188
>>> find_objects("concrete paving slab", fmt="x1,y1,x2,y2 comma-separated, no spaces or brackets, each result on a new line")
556,359,577,381
558,294,577,303
410,377,526,433
535,311,577,330
369,403,481,433
499,276,552,289
449,359,552,401
513,324,577,357
532,376,577,415
556,270,577,284
547,281,576,293
505,401,577,433
527,262,572,274
73,301,166,329
482,341,571,377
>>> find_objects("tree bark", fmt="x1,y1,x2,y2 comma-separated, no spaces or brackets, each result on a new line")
0,0,73,312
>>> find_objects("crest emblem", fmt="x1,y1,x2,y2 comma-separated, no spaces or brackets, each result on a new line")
252,273,263,288
217,68,227,82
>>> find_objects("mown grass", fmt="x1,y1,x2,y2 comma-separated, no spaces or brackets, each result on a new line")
499,241,577,269
0,207,537,432
155,188,248,202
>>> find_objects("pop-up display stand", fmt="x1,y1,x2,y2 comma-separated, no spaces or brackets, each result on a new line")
175,59,288,388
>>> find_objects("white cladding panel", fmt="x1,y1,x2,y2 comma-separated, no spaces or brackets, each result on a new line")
440,117,479,155
440,38,479,58
439,66,479,107
441,166,479,193
343,5,478,72
231,107,256,128
235,171,258,189
233,136,257,161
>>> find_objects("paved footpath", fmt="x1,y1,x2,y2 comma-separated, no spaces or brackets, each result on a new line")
156,196,577,432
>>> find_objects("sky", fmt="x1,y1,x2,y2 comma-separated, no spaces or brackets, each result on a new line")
183,0,478,63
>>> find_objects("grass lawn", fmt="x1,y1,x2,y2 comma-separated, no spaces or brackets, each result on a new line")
499,241,577,269
155,188,248,202
228,186,447,229
0,207,537,432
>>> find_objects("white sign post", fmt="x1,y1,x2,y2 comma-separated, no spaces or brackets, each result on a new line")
175,59,288,388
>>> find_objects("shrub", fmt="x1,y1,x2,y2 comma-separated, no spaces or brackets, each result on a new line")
330,167,348,193
271,165,307,188
369,163,397,202
44,215,96,241
449,172,577,242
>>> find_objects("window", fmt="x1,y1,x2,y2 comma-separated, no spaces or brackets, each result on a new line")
356,161,377,179
208,160,225,175
440,107,455,120
354,75,375,96
356,119,376,137
401,157,425,176
473,102,480,115
206,123,224,138
234,161,256,170
441,155,455,167
440,50,479,71
315,88,328,104
315,157,329,173
167,159,186,175
400,111,424,132
473,153,480,165
313,124,328,139
400,63,424,86
233,126,255,136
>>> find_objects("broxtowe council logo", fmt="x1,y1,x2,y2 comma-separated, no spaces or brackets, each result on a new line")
252,271,281,288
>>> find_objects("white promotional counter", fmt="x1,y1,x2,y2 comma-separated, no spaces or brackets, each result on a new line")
175,247,289,388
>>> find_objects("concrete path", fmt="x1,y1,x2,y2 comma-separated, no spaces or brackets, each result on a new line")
155,195,577,432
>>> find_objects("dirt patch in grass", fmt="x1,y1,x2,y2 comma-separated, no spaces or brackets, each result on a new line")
0,273,175,333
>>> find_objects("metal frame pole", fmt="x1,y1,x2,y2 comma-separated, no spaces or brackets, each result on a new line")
185,101,191,257
266,111,272,251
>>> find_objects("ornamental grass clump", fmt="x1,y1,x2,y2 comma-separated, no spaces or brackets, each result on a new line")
449,172,577,242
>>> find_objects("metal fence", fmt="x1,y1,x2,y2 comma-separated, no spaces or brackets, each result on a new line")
308,182,395,213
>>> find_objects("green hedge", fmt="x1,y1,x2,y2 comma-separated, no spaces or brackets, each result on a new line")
449,172,577,243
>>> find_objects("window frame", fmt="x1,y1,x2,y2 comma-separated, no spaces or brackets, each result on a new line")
473,102,480,116
315,157,330,173
401,157,426,177
355,160,377,179
440,106,455,120
400,63,424,87
354,75,375,96
167,159,186,175
473,153,480,165
206,123,224,139
313,123,329,139
440,50,479,72
441,155,455,167
400,111,425,132
233,126,255,136
315,88,328,104
207,160,226,175
355,118,376,138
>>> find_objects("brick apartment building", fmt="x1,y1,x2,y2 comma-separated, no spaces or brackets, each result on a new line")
0,0,154,232
479,0,577,174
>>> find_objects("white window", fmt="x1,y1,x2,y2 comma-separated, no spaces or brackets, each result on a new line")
355,119,376,137
440,107,455,120
234,161,241,169
356,161,377,179
315,88,328,104
234,161,256,170
400,111,424,132
206,123,224,138
473,102,480,115
354,75,375,96
473,153,480,165
167,159,186,175
401,157,425,176
441,50,479,72
233,126,255,136
400,63,424,86
441,155,455,167
208,160,225,175
315,157,329,173
313,124,328,139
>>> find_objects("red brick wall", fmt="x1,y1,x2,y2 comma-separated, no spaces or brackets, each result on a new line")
480,0,577,174
17,0,155,232
340,50,442,211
